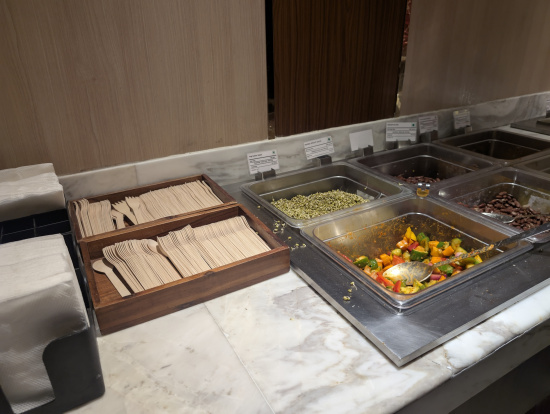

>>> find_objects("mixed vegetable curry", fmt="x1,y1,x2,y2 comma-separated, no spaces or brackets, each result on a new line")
340,227,484,294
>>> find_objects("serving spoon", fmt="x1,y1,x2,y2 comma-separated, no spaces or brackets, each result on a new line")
481,212,539,224
383,221,550,286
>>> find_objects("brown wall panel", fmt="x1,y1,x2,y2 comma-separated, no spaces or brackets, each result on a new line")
273,0,407,136
400,0,550,115
0,0,267,174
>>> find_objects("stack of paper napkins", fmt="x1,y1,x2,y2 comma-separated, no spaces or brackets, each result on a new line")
0,163,65,222
0,235,88,413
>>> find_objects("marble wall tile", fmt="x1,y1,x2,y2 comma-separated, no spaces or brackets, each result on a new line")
59,164,138,201
59,91,550,199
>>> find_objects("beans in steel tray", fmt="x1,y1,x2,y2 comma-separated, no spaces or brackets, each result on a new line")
460,191,550,231
395,174,441,185
271,190,370,220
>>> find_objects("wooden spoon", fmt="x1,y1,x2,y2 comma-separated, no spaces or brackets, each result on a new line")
92,258,132,297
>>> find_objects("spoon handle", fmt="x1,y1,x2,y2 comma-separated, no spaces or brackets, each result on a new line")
436,221,550,268
435,245,493,268
493,221,550,249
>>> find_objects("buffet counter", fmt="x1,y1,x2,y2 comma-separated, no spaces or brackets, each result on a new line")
58,93,550,413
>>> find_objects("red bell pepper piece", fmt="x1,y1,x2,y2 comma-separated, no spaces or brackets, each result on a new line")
376,273,394,288
392,255,405,265
407,241,419,252
337,251,353,263
393,280,402,293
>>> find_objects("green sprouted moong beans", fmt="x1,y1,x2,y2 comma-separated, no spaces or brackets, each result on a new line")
272,190,367,220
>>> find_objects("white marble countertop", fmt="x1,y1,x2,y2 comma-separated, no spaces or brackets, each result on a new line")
70,267,550,414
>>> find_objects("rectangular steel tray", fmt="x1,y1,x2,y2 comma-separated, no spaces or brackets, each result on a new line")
436,129,550,164
240,162,410,228
301,196,531,313
225,180,550,366
435,167,550,244
512,116,550,137
348,143,495,189
518,153,550,176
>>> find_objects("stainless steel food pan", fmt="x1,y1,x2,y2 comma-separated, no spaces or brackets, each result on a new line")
435,167,550,243
436,129,550,164
348,143,495,189
301,196,530,313
517,153,550,176
240,162,410,228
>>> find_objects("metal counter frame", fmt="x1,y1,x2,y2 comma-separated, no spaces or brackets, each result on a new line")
224,181,550,367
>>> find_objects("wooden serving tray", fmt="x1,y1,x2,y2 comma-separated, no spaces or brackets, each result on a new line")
80,204,290,334
68,174,236,242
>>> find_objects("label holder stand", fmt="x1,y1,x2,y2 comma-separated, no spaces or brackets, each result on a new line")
254,168,277,181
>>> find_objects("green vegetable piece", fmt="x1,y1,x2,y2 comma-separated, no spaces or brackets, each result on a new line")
455,246,468,255
402,251,411,262
353,256,370,269
413,279,426,290
436,241,448,249
459,256,482,267
410,249,429,261
391,248,402,257
369,259,379,269
420,237,430,250
437,264,454,276
416,232,430,249
416,232,428,241
451,238,462,250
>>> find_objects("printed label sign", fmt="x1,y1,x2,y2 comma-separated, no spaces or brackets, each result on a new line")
386,122,417,142
453,109,471,130
304,136,335,160
349,129,374,151
247,150,280,175
418,115,438,134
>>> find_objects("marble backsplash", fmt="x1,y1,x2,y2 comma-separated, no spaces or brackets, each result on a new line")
60,91,550,200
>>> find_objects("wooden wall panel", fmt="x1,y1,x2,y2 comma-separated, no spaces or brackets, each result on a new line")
0,0,267,174
400,0,550,115
273,0,407,137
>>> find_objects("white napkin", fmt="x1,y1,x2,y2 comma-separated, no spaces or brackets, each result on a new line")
0,235,88,413
0,164,65,221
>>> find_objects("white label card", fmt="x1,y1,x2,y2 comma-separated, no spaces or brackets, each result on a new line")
304,136,335,160
349,129,373,151
386,122,417,142
453,109,471,130
418,115,438,134
247,150,280,175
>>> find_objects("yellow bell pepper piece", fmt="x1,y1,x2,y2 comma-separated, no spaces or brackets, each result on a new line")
430,246,442,257
380,253,392,267
442,245,455,256
475,255,483,263
405,227,417,241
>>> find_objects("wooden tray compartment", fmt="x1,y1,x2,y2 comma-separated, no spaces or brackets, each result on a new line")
68,174,236,242
80,204,290,334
